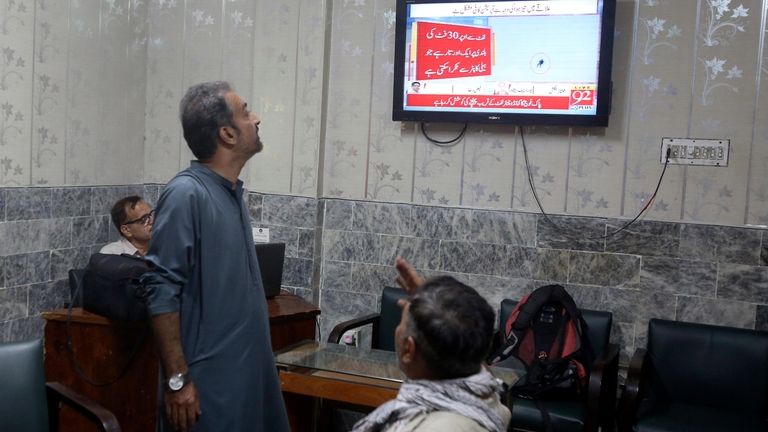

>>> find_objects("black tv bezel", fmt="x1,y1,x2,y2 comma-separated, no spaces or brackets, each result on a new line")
391,0,617,127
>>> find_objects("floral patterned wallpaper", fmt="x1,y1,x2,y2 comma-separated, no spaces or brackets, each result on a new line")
323,0,768,226
1,0,147,186
3,0,768,226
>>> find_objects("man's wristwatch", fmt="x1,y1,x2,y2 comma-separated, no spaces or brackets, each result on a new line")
166,372,189,392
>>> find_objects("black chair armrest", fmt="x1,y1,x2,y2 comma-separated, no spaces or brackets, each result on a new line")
46,382,121,432
584,343,619,432
327,313,380,344
618,348,647,432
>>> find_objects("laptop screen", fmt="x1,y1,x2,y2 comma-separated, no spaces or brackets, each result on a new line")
255,242,286,298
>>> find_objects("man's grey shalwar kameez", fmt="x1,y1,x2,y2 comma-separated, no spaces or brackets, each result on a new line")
142,161,289,432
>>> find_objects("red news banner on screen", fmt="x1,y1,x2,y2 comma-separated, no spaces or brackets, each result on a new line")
415,21,492,80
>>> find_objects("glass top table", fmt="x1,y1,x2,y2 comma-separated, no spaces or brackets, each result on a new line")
275,340,522,388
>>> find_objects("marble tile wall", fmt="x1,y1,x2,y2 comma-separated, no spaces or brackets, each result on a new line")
3,187,767,362
318,198,768,364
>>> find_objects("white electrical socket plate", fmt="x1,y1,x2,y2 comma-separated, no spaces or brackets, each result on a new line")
660,137,729,166
252,227,270,243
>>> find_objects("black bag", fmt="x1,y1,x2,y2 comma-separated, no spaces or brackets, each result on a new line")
81,253,153,321
490,284,593,432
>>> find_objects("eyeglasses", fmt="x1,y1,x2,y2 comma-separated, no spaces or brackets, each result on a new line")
122,210,155,227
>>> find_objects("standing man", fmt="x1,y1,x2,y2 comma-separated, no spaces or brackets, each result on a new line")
100,195,154,256
141,82,289,432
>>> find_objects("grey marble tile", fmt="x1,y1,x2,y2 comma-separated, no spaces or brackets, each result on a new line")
283,257,313,288
28,251,51,285
352,202,412,236
379,235,441,269
28,280,69,314
717,263,768,303
675,296,756,329
298,229,315,259
0,287,28,321
1,221,27,255
638,256,717,297
319,290,378,342
322,230,380,264
262,195,316,228
50,247,93,281
680,224,762,265
90,185,144,216
0,256,4,288
6,188,52,221
0,316,44,343
562,283,609,311
349,263,398,295
568,251,640,287
605,220,680,257
460,274,534,320
0,188,5,221
536,215,606,252
52,188,91,218
247,193,263,222
603,287,676,324
612,322,636,366
5,254,25,287
411,205,471,241
440,241,507,276
72,216,110,246
143,184,164,208
503,246,568,281
470,210,537,246
321,260,352,291
756,305,768,331
47,218,73,250
254,224,299,258
287,287,315,304
324,200,354,231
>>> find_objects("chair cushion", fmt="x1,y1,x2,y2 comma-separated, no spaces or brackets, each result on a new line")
0,339,49,432
646,319,768,414
634,402,768,432
510,398,586,432
376,286,408,351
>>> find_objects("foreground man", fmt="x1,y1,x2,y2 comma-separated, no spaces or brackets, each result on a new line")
141,82,289,431
353,274,511,432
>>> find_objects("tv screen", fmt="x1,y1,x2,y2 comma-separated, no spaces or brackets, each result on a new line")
392,0,617,126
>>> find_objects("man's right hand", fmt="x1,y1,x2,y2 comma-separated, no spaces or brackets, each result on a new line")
394,256,425,295
165,381,201,432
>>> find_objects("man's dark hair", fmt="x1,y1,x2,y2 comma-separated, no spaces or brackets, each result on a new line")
179,81,235,160
110,195,143,234
406,276,495,379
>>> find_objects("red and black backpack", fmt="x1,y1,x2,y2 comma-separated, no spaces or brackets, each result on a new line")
490,285,593,429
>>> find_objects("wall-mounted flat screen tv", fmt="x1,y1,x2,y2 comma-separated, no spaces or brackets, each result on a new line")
392,0,617,126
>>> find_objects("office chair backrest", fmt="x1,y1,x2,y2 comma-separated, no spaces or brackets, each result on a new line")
646,318,768,414
500,299,612,360
68,268,86,307
0,339,50,432
376,287,408,352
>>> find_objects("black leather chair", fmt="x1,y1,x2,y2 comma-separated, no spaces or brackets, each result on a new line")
618,318,768,432
498,299,619,432
0,338,120,432
328,286,407,350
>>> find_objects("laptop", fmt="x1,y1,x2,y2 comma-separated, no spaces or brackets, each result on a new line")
255,242,286,298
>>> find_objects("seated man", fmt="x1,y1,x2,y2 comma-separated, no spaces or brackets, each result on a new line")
100,195,154,257
352,273,511,432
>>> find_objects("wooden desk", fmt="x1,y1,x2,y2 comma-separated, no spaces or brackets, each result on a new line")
43,293,319,432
